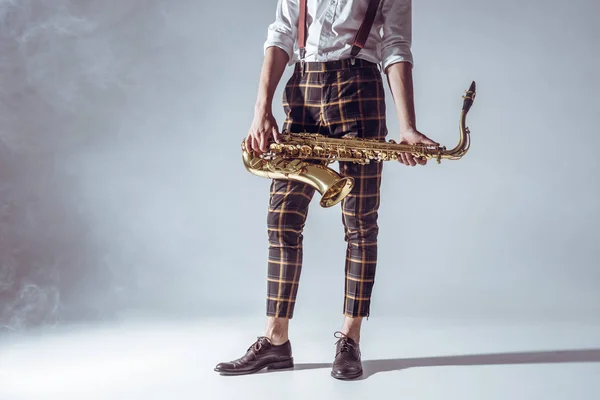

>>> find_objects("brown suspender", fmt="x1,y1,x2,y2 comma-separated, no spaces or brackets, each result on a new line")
350,0,382,57
298,0,382,61
298,0,308,60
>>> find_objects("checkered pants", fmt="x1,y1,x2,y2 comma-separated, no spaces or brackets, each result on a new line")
266,59,387,319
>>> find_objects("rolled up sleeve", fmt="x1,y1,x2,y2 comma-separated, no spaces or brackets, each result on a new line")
380,0,413,70
263,0,297,64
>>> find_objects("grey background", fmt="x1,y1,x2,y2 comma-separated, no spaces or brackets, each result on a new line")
0,0,598,332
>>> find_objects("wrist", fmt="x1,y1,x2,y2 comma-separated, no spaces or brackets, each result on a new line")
399,125,417,135
397,116,416,132
255,99,272,114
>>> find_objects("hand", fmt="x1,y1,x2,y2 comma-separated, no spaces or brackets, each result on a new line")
397,129,439,167
245,109,281,155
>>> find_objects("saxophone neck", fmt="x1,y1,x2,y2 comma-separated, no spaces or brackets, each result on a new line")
444,81,476,160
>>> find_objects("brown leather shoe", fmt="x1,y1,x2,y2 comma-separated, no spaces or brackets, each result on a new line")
214,336,294,375
331,331,363,380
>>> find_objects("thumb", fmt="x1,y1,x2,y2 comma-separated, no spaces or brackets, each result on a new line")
420,135,439,146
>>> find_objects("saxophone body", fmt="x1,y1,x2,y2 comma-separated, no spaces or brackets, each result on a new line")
242,81,477,208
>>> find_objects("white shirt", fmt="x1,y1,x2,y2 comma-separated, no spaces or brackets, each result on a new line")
263,0,413,70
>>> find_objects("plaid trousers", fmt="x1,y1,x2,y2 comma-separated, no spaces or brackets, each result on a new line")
266,58,387,319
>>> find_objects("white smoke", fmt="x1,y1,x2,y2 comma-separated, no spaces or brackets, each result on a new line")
0,0,159,331
0,0,226,331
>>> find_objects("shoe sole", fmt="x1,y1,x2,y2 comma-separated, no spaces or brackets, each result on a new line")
330,369,363,380
215,358,294,376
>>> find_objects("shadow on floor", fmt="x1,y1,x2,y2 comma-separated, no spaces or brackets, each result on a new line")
292,348,600,380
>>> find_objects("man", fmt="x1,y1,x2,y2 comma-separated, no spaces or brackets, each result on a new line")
215,0,437,380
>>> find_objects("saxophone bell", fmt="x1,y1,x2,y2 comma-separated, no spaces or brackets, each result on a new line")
241,143,355,208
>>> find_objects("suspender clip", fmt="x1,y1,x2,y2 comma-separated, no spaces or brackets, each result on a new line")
299,48,306,75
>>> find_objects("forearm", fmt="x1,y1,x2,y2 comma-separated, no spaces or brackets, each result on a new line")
385,61,416,132
255,46,290,113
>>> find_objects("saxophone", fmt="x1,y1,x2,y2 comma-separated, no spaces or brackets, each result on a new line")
242,81,476,208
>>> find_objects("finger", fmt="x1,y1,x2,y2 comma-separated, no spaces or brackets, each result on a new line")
416,157,427,166
252,135,260,154
401,153,410,166
398,153,405,164
401,152,411,166
272,126,281,143
245,134,253,153
259,131,271,153
258,133,268,153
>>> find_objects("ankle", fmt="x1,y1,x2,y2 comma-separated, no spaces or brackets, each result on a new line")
341,315,363,343
265,317,290,345
341,330,360,344
266,333,289,346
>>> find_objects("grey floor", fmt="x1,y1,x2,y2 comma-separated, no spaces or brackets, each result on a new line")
1,316,599,399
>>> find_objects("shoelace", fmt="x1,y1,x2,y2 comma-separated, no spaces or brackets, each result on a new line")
247,336,271,353
333,331,355,354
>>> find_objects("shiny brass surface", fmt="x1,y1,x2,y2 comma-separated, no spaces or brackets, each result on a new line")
241,81,477,208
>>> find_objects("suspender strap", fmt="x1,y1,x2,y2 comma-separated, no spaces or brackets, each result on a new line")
351,0,382,57
298,0,308,60
298,0,381,60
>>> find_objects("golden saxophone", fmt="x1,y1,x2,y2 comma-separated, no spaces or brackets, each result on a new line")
242,81,476,208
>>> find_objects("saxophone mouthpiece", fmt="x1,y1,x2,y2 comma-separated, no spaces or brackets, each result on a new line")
462,81,476,113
